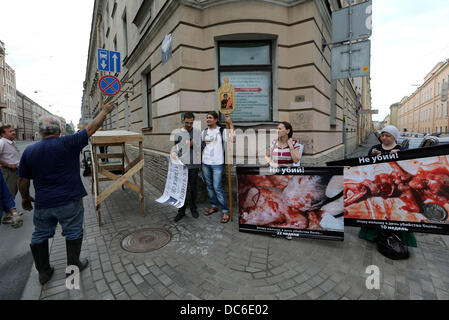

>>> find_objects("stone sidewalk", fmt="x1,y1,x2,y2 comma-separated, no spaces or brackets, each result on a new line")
346,132,381,159
24,137,449,300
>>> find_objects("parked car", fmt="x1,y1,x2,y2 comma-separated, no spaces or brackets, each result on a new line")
376,130,447,150
399,132,425,138
399,135,440,150
433,133,449,146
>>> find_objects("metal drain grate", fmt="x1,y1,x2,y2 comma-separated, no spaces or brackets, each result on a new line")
120,228,171,253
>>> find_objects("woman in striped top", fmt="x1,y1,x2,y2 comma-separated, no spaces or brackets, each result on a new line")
265,122,303,167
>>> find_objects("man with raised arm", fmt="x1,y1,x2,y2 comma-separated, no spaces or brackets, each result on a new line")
18,101,115,285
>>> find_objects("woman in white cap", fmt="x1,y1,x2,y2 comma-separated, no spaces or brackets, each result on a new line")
360,125,417,256
368,125,402,156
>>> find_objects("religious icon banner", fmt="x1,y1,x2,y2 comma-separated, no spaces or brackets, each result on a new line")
220,72,270,122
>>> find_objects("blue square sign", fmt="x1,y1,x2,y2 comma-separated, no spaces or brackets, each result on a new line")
98,49,109,71
109,51,121,73
97,49,121,73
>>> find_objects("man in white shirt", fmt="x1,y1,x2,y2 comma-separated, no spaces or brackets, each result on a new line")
0,125,21,226
201,111,235,223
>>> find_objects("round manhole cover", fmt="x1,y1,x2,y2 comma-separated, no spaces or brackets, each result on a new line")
121,228,171,253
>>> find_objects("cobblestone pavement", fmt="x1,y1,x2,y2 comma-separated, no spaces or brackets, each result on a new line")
27,137,449,300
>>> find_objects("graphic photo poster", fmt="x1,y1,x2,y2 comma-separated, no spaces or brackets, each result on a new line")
327,144,449,235
237,166,344,241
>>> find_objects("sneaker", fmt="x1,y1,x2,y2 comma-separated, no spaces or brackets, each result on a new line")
174,213,185,222
11,219,23,229
191,210,199,219
10,212,23,229
2,214,13,224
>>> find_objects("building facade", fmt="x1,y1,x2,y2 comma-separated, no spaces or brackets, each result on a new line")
383,114,390,126
1,40,19,131
398,59,449,134
16,90,35,140
78,85,90,130
356,75,373,146
0,40,7,115
389,102,399,128
84,0,372,191
2,59,18,129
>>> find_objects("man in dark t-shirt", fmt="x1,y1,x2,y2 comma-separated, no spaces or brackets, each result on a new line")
170,112,201,222
18,101,115,285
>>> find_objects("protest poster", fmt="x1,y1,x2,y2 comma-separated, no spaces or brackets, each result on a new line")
237,166,344,241
156,156,188,209
327,144,449,235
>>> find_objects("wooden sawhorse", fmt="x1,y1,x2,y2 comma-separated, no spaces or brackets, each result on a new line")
90,130,145,226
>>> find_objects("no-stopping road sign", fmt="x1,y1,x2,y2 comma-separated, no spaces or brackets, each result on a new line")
99,75,121,96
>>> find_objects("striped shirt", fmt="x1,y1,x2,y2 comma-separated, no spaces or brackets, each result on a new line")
270,139,304,165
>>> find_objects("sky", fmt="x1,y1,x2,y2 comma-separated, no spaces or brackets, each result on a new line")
1,1,449,125
371,0,449,121
0,0,94,126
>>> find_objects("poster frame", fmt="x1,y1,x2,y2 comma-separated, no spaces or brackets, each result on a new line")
236,166,345,241
327,144,449,234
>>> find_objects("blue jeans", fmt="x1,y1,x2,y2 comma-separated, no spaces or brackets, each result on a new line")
202,164,229,213
31,199,84,244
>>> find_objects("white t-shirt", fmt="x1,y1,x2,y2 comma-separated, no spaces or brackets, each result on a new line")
201,127,228,165
0,138,20,166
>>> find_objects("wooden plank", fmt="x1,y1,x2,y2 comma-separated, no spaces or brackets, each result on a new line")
92,130,142,137
96,153,124,159
90,142,125,147
122,146,138,185
96,159,144,206
90,144,95,195
98,164,123,171
225,124,233,221
91,130,143,144
91,144,102,226
91,145,99,198
99,169,141,193
91,136,143,144
125,157,140,172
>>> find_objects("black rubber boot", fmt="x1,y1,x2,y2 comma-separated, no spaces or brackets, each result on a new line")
30,240,54,285
66,238,89,276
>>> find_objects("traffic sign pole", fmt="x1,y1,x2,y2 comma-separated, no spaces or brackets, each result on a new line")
323,0,372,80
348,0,352,78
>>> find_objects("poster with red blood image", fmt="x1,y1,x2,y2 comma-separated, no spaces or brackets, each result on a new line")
328,144,449,235
237,166,344,241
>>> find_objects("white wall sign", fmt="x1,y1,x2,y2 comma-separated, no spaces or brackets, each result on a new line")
220,71,270,122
